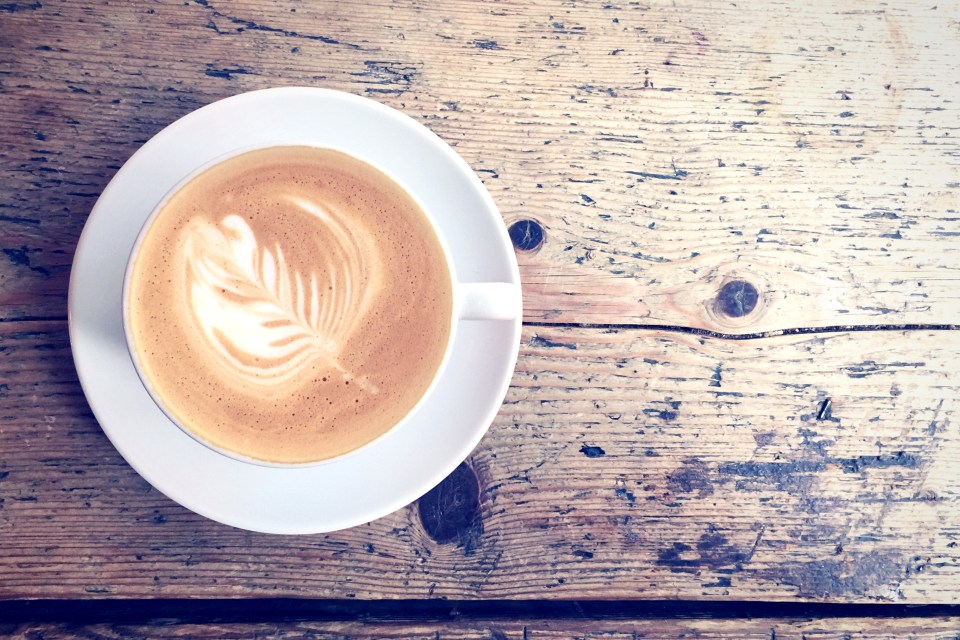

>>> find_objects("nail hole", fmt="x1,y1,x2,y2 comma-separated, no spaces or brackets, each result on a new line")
816,398,833,421
716,280,759,318
508,219,544,252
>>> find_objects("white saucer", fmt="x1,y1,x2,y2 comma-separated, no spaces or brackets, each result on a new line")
68,88,521,534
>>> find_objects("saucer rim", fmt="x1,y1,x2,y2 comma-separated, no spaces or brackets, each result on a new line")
67,87,522,534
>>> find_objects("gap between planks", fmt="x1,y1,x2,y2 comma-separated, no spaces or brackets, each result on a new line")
9,314,959,341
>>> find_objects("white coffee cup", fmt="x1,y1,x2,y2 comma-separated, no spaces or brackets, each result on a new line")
71,87,522,532
121,142,521,468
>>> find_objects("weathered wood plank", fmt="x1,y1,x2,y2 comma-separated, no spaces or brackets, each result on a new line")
1,0,959,330
3,0,960,609
2,321,958,602
4,617,960,639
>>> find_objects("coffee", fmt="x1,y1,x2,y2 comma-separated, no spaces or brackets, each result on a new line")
126,146,454,464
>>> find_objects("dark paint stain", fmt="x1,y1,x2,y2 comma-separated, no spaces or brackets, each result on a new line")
0,1,41,11
354,60,420,95
580,193,595,204
657,542,692,568
204,67,253,80
845,360,925,379
625,168,688,181
721,451,917,484
3,246,50,276
667,459,714,497
595,135,641,144
615,487,636,503
530,335,576,350
778,552,904,598
579,445,606,458
644,407,677,421
0,471,9,480
715,280,758,318
798,427,834,457
417,462,483,554
0,214,41,225
837,451,918,473
709,363,723,388
657,531,749,572
753,432,775,447
697,532,749,567
863,211,900,219
572,549,594,559
4,246,34,267
719,460,824,496
703,576,732,588
508,219,544,251
472,39,502,50
839,111,855,118
193,0,359,48
720,460,824,477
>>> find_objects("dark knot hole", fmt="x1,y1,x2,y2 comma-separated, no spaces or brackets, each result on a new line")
417,462,482,545
716,280,759,318
508,219,544,252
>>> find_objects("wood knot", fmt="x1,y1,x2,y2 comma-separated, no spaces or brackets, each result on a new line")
508,219,544,252
417,462,483,547
715,280,759,318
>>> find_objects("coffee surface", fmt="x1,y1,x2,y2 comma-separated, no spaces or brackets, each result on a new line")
127,146,454,463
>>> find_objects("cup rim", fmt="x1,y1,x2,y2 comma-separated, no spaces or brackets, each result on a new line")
122,142,462,468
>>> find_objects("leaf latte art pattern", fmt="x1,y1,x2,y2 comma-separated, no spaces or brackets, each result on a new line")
184,197,379,388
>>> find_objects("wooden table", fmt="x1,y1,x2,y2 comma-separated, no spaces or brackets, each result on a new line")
3,0,960,636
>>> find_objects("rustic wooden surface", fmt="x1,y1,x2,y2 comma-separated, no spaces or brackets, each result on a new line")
2,0,960,610
6,617,960,640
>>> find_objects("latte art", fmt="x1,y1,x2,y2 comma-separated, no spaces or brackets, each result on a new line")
126,146,453,463
185,206,379,391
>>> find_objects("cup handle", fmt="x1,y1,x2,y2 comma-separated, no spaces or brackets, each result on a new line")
458,282,522,321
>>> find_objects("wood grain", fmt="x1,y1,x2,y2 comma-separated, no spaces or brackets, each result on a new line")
2,320,959,602
2,0,960,607
1,0,959,331
6,617,960,639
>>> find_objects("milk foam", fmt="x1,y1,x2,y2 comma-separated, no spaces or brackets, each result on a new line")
127,146,453,463
184,198,380,390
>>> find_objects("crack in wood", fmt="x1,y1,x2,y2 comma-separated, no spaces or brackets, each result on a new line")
192,0,363,49
524,321,960,340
